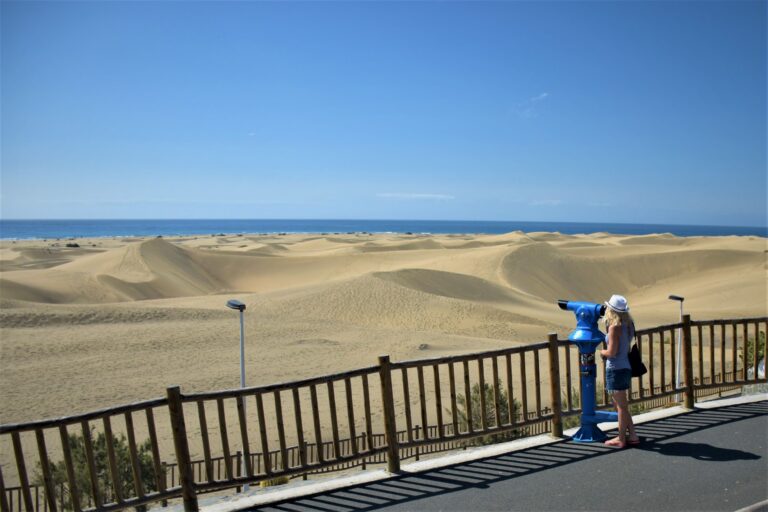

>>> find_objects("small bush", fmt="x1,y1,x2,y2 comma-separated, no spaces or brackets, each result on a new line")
740,331,766,370
34,428,157,511
455,379,527,446
260,476,290,488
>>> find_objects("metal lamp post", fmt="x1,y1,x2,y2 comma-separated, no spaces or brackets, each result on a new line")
669,295,684,401
226,299,248,491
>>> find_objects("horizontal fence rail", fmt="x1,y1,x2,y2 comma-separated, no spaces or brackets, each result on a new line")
1,315,765,512
0,398,180,512
172,364,387,496
387,339,558,456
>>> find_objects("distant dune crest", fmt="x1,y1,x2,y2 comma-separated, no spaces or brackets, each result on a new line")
0,234,764,314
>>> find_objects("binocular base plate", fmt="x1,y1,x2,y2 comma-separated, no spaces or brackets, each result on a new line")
571,424,608,443
570,410,619,442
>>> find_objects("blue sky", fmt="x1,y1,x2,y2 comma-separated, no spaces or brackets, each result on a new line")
2,1,766,226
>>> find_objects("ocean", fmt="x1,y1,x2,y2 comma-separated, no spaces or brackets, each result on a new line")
0,219,765,240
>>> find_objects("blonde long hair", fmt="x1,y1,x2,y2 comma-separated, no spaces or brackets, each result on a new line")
604,308,633,328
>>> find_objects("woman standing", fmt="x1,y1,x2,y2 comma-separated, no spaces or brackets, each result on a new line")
599,294,640,447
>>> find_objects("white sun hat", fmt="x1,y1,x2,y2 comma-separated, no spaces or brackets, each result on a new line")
605,294,630,313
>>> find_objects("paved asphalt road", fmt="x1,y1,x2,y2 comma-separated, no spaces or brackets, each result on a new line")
246,401,767,512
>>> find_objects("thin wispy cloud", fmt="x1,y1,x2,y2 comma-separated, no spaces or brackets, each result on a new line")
40,198,294,206
529,199,563,206
377,193,455,200
516,92,550,119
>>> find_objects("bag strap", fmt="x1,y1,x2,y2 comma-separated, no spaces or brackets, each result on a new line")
625,321,637,355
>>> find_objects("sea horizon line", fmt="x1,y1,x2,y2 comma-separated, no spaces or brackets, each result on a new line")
1,218,766,240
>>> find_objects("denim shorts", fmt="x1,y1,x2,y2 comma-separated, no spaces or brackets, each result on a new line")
606,368,632,393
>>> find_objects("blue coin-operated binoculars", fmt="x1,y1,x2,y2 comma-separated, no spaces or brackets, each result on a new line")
558,299,618,442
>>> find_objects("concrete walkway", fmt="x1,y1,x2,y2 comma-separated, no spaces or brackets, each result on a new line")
203,395,768,512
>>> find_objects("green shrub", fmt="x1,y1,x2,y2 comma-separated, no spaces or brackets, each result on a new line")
740,331,766,370
34,428,157,511
260,476,290,488
455,379,527,445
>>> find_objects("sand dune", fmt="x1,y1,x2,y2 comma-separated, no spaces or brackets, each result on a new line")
1,233,764,313
551,241,605,249
0,231,765,425
0,246,104,271
617,233,691,246
359,238,445,252
374,268,524,304
0,303,229,329
260,272,546,336
500,241,763,303
1,239,226,303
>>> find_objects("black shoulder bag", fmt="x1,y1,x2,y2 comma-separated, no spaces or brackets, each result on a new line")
628,323,647,377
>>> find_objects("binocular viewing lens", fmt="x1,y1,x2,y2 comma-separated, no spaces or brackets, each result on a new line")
557,299,606,317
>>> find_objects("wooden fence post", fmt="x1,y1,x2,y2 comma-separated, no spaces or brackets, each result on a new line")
234,451,242,492
682,315,695,409
378,355,401,473
0,465,9,512
166,386,198,512
547,334,564,438
160,462,168,507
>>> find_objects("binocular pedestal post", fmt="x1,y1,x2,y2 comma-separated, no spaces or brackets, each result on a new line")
572,348,618,442
557,300,617,442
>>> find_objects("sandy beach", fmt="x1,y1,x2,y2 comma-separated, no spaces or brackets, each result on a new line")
1,231,765,426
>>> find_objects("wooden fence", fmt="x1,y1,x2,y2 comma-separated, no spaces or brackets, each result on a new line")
1,315,765,512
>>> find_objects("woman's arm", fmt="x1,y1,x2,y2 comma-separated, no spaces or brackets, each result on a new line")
600,325,620,358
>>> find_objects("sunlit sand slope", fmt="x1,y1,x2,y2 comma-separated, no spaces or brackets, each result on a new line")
0,232,765,423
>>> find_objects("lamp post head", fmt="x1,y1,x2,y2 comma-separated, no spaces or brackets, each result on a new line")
668,295,684,302
226,299,246,312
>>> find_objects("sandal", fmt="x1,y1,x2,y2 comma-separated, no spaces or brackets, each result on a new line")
628,438,641,446
604,438,626,448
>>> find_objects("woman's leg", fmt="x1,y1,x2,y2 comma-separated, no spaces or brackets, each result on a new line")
623,393,638,442
606,389,638,446
609,390,628,445
613,389,639,443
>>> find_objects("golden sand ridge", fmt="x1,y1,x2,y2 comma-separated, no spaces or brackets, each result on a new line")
0,231,766,425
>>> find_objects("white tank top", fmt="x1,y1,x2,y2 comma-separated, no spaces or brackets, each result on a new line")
606,322,633,370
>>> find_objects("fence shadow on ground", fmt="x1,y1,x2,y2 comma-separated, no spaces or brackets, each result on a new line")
247,400,767,512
